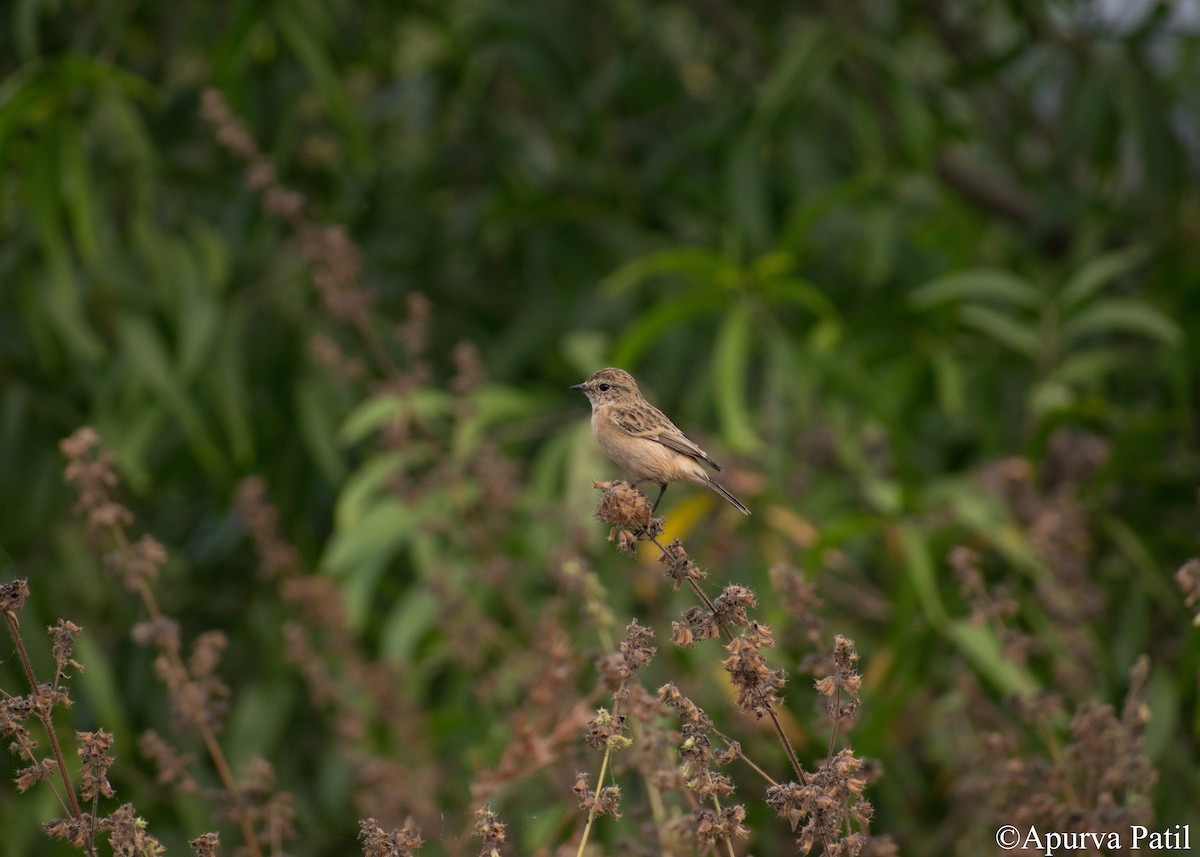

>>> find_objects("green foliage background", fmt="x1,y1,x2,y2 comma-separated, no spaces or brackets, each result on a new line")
3,1,1200,854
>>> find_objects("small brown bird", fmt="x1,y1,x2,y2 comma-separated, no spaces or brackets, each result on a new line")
571,368,750,515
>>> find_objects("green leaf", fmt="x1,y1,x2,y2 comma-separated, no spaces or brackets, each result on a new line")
1028,380,1076,417
453,383,539,459
602,248,730,295
381,588,440,661
897,523,948,627
928,477,1045,578
335,451,407,531
609,290,729,369
24,131,106,364
1043,347,1126,388
296,378,347,484
1058,245,1151,308
178,278,220,381
338,389,454,445
42,262,107,365
755,24,833,126
324,497,417,573
102,407,166,492
1099,514,1176,606
749,250,794,281
712,303,763,453
959,305,1041,359
59,131,101,265
910,269,1042,309
1144,666,1179,760
944,620,1037,696
758,275,840,321
1060,297,1181,347
930,346,965,416
339,394,405,445
275,7,368,168
119,315,224,474
206,305,255,465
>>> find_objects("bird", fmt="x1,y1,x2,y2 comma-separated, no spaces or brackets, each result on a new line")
571,367,750,515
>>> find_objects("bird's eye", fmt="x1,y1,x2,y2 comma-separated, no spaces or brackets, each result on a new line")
598,383,610,392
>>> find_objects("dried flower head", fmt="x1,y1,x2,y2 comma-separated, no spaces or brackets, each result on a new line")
140,730,198,792
672,605,720,648
813,635,863,723
236,477,301,579
572,773,622,820
78,729,116,801
1177,558,1200,625
658,539,706,590
712,584,756,628
1,578,30,614
723,624,787,719
584,708,630,751
97,803,164,856
471,804,509,856
618,619,656,678
358,817,424,857
50,619,84,679
15,758,58,793
693,804,749,845
189,832,220,857
593,480,661,538
60,427,133,533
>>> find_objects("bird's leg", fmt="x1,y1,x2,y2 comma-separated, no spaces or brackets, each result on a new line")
650,482,667,515
629,478,667,515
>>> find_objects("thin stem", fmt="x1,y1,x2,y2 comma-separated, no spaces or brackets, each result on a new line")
105,523,264,857
826,686,842,762
575,695,620,857
708,794,737,857
3,611,96,857
765,706,807,786
733,747,778,788
637,508,834,853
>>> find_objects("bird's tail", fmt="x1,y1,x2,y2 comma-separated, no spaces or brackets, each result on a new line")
703,475,751,515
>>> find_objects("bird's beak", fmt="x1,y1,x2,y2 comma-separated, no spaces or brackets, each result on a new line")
570,382,586,391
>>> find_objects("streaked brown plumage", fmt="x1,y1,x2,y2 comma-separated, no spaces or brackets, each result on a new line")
571,368,750,515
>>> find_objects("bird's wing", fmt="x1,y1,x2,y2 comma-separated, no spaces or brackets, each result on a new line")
609,406,722,471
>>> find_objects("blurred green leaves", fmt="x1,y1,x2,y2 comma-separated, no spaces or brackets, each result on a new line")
3,0,1199,853
910,246,1180,420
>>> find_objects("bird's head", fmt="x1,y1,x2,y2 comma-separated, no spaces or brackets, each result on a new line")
570,367,641,407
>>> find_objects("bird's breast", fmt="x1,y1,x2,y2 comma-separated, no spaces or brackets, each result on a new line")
592,409,703,483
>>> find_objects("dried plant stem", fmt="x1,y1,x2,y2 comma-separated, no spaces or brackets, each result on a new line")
574,594,618,857
709,794,738,857
575,712,617,857
643,531,810,787
4,613,95,856
582,590,678,855
104,522,263,857
636,525,832,853
765,708,807,785
725,741,776,786
826,686,843,759
595,484,862,854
